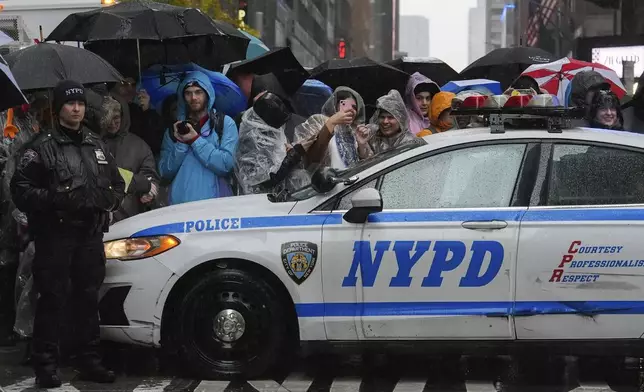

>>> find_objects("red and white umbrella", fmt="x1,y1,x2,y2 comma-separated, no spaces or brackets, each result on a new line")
521,57,626,103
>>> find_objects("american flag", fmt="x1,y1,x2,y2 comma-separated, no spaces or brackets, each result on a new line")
525,0,559,47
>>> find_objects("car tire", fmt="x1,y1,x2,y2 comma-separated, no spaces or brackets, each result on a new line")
173,267,288,379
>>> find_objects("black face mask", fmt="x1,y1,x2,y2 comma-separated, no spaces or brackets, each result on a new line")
253,92,291,129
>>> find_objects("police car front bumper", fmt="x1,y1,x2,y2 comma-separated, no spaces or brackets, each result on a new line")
99,256,175,347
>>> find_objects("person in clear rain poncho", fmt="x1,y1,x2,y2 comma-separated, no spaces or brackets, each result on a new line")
356,89,422,159
234,91,310,195
293,86,366,171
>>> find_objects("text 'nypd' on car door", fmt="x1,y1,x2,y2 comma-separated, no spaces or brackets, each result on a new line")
324,142,536,340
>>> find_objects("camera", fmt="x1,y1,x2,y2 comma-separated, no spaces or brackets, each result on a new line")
177,121,191,135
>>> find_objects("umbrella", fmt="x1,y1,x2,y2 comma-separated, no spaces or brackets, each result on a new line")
46,0,249,78
84,36,239,80
239,29,269,60
521,57,627,103
461,47,555,89
309,57,410,104
4,43,123,91
292,79,333,118
141,63,246,118
227,47,309,96
0,55,27,112
0,31,14,46
441,79,502,95
386,57,460,86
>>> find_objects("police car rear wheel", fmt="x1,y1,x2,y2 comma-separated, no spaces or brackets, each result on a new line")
175,268,288,379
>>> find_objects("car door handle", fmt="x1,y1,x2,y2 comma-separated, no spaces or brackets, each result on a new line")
461,220,508,230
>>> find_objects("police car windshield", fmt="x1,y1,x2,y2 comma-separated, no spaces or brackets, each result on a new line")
285,140,427,202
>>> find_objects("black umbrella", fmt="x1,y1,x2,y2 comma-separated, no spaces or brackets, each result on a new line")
309,57,410,105
228,47,310,96
83,36,237,80
387,57,460,86
4,43,123,91
0,55,27,111
461,47,555,89
46,0,249,78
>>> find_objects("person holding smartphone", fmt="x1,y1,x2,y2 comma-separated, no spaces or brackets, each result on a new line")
111,77,165,156
293,86,366,171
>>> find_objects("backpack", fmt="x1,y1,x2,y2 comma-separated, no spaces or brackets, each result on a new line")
208,109,225,142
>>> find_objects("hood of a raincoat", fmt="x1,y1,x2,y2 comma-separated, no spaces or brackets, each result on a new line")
370,89,410,133
405,72,440,117
587,89,624,130
321,86,366,126
430,92,456,125
567,70,610,109
177,71,216,121
100,95,131,136
405,72,440,135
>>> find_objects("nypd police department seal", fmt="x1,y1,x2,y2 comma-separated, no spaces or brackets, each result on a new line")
281,241,318,285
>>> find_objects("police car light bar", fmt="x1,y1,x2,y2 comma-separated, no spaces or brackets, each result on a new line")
451,93,585,134
457,95,487,109
504,94,533,108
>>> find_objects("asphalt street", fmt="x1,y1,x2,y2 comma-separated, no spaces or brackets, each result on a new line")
0,343,641,392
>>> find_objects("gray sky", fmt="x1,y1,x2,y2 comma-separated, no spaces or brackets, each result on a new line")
400,0,477,71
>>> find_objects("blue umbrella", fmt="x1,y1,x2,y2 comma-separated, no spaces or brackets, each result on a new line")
140,63,247,118
292,79,333,118
238,29,269,60
0,31,13,46
441,79,502,95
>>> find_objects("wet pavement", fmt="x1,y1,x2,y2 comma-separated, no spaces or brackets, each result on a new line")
0,343,642,391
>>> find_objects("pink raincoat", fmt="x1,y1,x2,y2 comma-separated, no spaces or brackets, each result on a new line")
405,72,440,135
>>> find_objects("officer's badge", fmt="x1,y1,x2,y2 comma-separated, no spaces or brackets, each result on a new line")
281,242,318,285
94,149,108,164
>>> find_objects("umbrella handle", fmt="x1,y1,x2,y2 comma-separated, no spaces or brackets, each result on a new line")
137,39,141,82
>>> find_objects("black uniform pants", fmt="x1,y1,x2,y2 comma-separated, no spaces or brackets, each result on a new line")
31,226,105,373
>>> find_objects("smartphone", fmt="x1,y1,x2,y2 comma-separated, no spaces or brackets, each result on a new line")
339,100,356,112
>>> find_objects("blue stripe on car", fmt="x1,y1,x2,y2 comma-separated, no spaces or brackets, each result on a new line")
295,301,644,318
130,208,644,237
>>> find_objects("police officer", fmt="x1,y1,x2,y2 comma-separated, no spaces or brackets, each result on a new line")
11,80,125,388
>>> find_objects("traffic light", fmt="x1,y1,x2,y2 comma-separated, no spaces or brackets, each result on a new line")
238,0,248,27
337,38,346,59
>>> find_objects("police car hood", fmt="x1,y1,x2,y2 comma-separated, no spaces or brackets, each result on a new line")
105,194,296,240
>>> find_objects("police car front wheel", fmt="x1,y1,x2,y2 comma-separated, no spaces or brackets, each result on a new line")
171,267,289,379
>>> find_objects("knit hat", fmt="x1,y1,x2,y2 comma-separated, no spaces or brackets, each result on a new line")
53,80,86,115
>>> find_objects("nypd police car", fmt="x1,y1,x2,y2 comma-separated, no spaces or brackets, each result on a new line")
100,94,644,379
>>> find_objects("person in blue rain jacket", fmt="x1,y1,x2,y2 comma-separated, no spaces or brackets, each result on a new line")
158,71,238,205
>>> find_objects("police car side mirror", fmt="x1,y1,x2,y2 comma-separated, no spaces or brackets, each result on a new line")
343,188,383,224
311,166,340,193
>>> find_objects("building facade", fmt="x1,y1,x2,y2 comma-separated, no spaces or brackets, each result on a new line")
469,0,486,64
0,0,103,44
399,15,429,57
246,0,398,67
486,0,518,51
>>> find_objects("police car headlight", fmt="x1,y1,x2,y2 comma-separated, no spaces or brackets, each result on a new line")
104,236,180,261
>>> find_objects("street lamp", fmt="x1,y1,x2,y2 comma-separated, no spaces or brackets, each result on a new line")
501,4,516,48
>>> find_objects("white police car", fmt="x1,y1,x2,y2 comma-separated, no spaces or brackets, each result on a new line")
100,94,644,379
